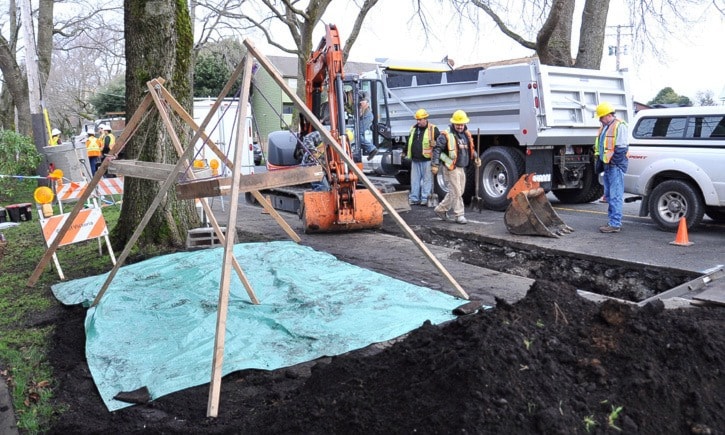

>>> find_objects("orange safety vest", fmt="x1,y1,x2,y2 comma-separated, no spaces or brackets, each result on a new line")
594,119,626,163
86,136,102,157
439,129,474,170
407,123,436,159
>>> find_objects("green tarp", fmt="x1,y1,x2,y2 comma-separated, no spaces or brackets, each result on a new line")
51,241,465,411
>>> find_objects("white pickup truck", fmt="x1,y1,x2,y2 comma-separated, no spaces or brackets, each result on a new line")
624,106,725,231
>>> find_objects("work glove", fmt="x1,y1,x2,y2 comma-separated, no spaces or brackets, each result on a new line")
474,157,481,167
431,165,439,175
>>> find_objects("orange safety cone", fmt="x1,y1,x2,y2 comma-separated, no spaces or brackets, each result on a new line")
669,217,693,246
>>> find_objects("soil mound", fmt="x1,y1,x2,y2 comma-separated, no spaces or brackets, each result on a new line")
47,280,724,434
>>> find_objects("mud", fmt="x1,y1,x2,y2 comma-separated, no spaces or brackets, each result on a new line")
34,208,725,434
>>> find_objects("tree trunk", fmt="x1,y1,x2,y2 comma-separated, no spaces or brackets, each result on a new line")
116,0,198,250
536,0,575,66
573,0,610,69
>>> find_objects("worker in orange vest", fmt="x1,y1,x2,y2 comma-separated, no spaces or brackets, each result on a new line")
86,130,102,176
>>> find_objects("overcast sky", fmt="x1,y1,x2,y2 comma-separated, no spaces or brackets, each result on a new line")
314,0,725,104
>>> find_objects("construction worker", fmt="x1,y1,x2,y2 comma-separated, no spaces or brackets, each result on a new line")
594,102,629,233
431,110,480,224
100,124,117,177
49,128,62,146
405,109,439,206
85,130,102,176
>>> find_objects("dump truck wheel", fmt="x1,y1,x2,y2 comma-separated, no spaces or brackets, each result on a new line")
480,147,525,211
551,167,602,204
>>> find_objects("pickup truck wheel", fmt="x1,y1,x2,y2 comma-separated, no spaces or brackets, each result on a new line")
480,147,525,211
551,167,603,204
648,179,705,232
705,207,725,223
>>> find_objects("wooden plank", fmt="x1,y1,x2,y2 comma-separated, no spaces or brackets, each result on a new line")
176,165,325,199
108,160,181,181
207,56,254,418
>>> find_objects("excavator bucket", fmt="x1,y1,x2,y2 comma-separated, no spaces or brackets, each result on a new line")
503,174,574,238
302,188,383,233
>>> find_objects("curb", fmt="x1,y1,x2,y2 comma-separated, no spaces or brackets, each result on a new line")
0,375,19,435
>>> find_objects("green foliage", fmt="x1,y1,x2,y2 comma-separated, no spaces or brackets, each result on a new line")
89,75,126,116
193,38,245,98
0,131,42,199
647,87,692,107
0,130,42,175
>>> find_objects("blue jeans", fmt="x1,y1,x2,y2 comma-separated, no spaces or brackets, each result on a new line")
605,164,624,227
409,160,431,203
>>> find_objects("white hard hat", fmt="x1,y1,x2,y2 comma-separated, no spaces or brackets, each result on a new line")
51,128,61,136
101,124,112,131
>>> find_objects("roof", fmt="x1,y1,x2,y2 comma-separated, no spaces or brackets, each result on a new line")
635,106,725,116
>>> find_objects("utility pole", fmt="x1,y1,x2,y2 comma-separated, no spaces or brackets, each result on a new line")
606,25,633,71
20,0,50,182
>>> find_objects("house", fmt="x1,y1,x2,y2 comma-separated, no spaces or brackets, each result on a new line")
251,55,377,151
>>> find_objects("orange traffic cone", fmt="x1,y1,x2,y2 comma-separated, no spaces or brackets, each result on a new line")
669,217,693,246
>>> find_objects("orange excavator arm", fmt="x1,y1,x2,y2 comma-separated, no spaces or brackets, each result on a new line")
299,24,383,233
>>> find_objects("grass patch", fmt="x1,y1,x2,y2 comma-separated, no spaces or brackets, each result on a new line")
0,179,121,432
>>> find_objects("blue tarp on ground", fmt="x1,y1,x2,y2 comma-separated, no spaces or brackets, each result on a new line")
51,241,464,411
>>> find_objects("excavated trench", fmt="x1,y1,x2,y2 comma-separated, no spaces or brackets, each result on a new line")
413,226,700,303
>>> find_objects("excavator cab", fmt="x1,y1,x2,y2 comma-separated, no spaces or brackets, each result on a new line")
503,173,574,238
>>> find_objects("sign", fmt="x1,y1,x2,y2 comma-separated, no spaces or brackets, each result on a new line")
41,208,109,247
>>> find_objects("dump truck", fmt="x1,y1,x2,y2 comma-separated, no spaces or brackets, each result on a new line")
363,59,633,211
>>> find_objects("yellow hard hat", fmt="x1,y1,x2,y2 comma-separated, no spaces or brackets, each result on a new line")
594,102,615,118
34,186,54,204
414,109,429,120
450,110,469,124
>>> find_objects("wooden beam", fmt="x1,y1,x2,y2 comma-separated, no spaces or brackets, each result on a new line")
108,160,181,181
207,55,254,418
244,39,469,300
176,165,324,199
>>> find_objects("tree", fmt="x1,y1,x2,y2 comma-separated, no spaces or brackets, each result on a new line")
647,87,692,107
114,0,199,250
89,74,126,116
200,0,381,98
441,0,722,69
193,38,245,98
694,90,716,107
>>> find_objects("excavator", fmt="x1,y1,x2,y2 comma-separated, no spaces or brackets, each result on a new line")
264,24,389,233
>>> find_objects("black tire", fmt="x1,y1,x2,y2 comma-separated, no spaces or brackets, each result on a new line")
648,179,705,232
705,206,725,223
479,147,525,211
394,171,410,186
245,192,258,205
552,167,603,204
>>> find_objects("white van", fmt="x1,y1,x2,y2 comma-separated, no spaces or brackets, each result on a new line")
624,106,725,231
193,99,256,176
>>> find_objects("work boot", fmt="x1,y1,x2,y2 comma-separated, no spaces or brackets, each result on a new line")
435,209,448,221
599,225,620,233
455,216,467,224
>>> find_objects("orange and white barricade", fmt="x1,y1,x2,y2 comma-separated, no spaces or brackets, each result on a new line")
39,207,117,279
55,177,124,213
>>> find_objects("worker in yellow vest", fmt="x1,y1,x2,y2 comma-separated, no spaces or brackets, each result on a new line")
49,128,61,146
85,130,102,176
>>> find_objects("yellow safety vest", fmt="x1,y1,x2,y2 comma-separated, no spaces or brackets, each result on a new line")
594,119,626,163
86,136,102,157
407,123,436,159
439,129,474,170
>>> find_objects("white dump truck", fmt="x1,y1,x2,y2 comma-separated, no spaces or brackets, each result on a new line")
361,59,633,210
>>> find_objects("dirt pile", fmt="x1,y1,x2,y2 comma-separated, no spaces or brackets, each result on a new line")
47,279,724,434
